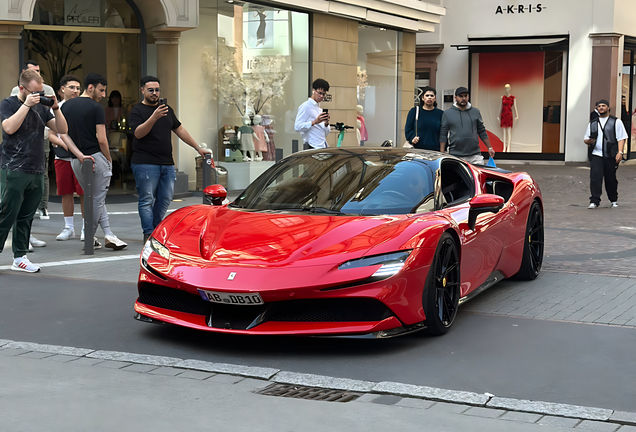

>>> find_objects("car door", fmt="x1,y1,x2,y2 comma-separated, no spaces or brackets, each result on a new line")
437,161,512,297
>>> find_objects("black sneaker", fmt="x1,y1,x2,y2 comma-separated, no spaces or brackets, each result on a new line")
39,208,50,220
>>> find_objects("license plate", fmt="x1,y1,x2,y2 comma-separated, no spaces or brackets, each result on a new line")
197,289,264,305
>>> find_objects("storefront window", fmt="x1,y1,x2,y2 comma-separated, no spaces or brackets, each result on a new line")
177,1,308,189
357,25,399,146
23,7,141,193
622,49,634,157
470,47,566,156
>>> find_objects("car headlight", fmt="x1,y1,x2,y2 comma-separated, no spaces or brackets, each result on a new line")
338,250,412,278
142,237,170,261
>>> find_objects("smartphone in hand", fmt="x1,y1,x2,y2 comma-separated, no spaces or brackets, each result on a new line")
159,98,167,106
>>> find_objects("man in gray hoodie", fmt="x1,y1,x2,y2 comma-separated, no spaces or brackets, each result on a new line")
439,87,495,165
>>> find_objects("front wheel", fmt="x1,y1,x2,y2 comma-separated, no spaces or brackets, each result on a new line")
513,200,544,280
423,232,461,336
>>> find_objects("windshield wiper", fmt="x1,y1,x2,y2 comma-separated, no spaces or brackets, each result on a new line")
302,207,346,215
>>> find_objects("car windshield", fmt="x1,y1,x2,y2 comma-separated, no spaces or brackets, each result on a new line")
232,152,435,215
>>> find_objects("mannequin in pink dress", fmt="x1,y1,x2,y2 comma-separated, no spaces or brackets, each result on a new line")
262,103,276,161
496,84,519,152
357,105,368,144
252,115,269,162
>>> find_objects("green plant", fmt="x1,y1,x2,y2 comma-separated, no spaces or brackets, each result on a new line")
27,30,82,89
227,136,242,152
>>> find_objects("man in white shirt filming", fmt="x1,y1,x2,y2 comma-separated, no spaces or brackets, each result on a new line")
295,79,330,149
583,99,627,209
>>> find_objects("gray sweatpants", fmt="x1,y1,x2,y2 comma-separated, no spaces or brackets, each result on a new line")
71,152,112,235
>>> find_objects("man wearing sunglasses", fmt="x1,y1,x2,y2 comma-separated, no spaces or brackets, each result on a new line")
129,76,211,243
0,69,68,272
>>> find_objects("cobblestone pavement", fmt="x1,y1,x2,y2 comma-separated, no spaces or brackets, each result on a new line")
507,162,636,277
462,161,636,326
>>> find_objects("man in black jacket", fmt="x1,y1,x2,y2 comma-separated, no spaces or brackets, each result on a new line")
583,99,627,209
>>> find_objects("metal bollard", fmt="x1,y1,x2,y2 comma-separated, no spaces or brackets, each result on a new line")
201,153,217,204
292,139,298,153
82,159,94,255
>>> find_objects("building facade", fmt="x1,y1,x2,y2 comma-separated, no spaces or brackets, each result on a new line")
416,0,636,162
1,0,445,191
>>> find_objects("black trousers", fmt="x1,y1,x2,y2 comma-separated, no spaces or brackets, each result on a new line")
590,155,619,205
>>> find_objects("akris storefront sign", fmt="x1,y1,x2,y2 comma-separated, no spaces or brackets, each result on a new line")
495,4,545,14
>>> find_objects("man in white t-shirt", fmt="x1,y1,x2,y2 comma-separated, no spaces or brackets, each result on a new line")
583,99,627,209
48,74,85,241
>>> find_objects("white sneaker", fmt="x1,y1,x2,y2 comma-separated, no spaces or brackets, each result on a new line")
39,208,50,220
105,234,127,250
588,203,598,209
611,202,618,208
56,227,75,241
80,227,85,241
11,255,40,273
29,235,46,247
28,242,33,252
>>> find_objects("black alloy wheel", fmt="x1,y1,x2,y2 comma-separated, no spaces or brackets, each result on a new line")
513,200,544,280
423,232,461,336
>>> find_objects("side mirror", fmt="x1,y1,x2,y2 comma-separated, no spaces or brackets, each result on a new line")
204,185,227,206
468,194,504,230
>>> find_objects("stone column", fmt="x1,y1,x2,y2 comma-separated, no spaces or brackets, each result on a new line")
589,33,621,113
0,25,23,101
152,31,181,165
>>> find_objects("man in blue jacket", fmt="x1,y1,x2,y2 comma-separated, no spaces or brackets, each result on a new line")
439,87,495,165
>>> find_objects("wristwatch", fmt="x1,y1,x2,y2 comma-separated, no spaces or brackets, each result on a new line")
618,151,624,155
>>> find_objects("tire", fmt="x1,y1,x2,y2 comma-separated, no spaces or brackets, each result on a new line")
513,200,544,280
423,232,461,336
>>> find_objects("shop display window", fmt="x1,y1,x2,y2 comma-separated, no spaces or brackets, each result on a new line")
357,25,400,146
181,1,309,163
470,49,566,155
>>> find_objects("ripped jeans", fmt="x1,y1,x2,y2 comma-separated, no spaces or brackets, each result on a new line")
131,164,176,235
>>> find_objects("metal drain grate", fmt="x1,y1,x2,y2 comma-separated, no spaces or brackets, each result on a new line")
255,383,362,402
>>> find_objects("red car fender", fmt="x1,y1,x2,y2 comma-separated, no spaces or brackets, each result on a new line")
152,205,210,245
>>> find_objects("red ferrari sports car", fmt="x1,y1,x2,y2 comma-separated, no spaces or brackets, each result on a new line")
135,148,543,337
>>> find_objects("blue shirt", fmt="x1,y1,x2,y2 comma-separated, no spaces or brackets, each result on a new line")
404,106,443,151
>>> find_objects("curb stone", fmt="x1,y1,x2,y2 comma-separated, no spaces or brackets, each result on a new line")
174,359,279,379
272,371,375,392
373,381,490,406
87,350,181,366
487,397,612,421
2,339,636,426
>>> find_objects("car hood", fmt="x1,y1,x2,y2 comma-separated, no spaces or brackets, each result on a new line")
165,206,420,268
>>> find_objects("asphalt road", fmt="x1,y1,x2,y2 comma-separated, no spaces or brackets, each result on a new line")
1,273,634,412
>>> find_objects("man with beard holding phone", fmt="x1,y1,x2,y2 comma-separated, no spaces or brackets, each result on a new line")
0,69,67,272
129,76,211,243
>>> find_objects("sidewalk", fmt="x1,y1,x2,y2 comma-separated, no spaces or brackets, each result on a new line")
1,341,634,432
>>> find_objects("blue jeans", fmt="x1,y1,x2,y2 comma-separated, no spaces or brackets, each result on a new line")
132,164,176,235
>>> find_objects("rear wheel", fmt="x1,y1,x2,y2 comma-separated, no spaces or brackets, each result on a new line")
423,233,460,336
513,200,544,280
